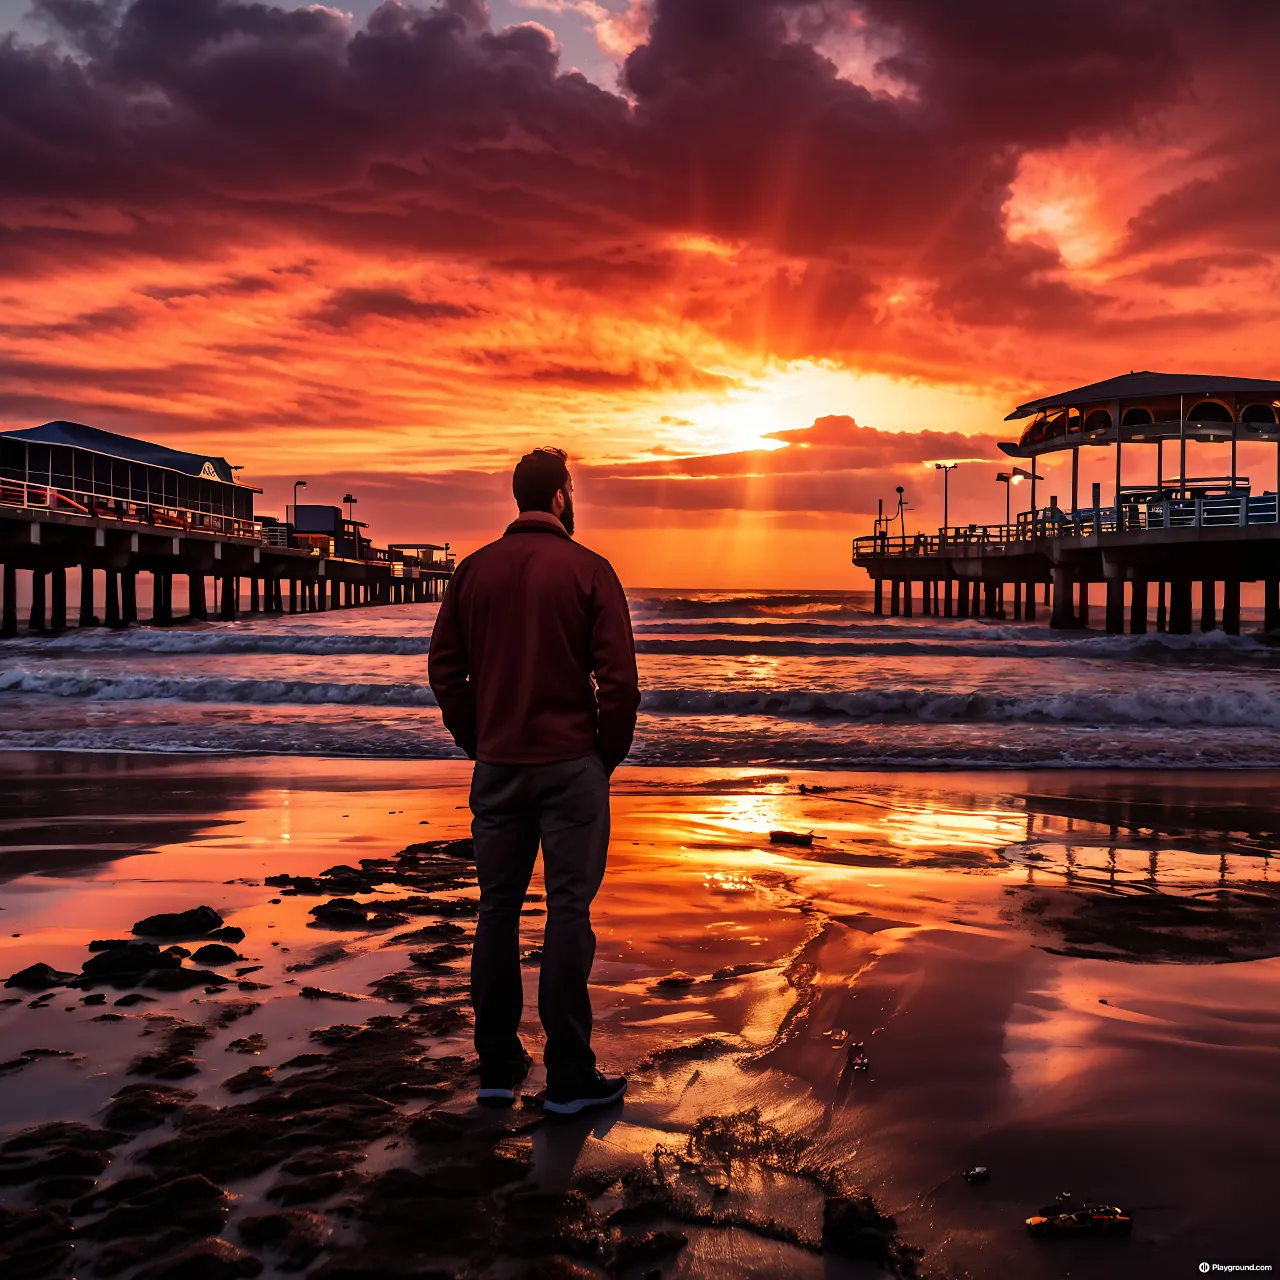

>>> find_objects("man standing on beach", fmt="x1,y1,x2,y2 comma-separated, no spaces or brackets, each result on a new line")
428,448,640,1115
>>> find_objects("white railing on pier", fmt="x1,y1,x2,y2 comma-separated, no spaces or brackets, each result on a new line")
0,477,261,541
853,492,1280,559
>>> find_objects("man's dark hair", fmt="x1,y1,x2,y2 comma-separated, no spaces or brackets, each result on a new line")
512,447,570,512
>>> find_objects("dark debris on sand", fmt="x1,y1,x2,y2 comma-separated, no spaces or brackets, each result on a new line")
6,905,244,1002
610,1107,925,1278
0,834,941,1280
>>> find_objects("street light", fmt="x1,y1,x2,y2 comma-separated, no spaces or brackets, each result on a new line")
342,492,357,524
934,462,957,530
292,479,307,524
996,472,1018,526
895,485,907,538
1012,465,1044,523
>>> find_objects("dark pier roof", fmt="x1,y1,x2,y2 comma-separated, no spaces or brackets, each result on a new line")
1,420,240,484
1005,371,1280,420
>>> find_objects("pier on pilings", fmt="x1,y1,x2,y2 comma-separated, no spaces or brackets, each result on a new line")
0,514,454,632
857,369,1280,638
0,419,455,632
858,520,1280,638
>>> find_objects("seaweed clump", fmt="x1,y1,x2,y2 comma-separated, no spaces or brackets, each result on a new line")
608,1107,925,1277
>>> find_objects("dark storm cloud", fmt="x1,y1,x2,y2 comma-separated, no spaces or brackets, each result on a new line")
3,0,1252,333
139,274,281,301
307,285,478,328
1132,252,1270,288
0,303,140,338
1114,1,1280,258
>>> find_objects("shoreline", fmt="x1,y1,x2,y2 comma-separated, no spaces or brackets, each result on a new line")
2,754,1278,1278
10,743,1280,772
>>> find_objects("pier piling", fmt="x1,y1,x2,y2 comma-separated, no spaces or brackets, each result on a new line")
1050,567,1074,628
1130,579,1148,634
1105,579,1125,634
1,565,15,637
1200,580,1216,633
50,567,67,633
29,570,46,633
189,574,207,623
104,572,120,629
79,568,96,627
153,572,171,625
1223,580,1241,635
121,572,137,626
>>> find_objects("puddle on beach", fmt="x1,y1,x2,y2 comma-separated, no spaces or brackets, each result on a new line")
1,753,1278,1278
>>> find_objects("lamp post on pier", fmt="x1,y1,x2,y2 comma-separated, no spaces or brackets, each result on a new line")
291,479,307,525
996,471,1020,527
934,462,957,533
1012,465,1044,525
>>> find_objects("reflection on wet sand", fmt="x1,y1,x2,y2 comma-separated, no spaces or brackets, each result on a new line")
1,755,1277,1278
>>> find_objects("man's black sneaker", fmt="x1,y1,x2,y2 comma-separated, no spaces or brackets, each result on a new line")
476,1047,534,1107
542,1069,627,1116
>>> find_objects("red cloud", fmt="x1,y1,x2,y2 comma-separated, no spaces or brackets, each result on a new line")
1,0,1279,526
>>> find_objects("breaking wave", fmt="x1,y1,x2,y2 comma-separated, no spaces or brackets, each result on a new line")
31,630,433,657
0,666,437,707
5,664,1280,729
640,686,1280,727
629,592,868,621
1,622,1267,666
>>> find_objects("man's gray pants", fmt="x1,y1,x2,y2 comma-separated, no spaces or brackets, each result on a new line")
469,754,610,1083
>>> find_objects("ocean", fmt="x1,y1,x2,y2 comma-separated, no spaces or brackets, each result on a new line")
3,589,1279,767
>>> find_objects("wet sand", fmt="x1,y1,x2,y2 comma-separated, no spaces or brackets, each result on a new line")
1,754,1278,1278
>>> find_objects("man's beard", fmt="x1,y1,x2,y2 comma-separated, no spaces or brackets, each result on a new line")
559,493,575,536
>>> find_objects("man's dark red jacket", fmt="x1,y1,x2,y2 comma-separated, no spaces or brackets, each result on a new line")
427,512,640,770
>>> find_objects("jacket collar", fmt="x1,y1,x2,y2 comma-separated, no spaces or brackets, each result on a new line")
503,510,572,539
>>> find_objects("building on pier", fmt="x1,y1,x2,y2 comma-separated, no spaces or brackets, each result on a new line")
1000,370,1280,515
852,371,1280,635
1,419,260,537
0,421,454,634
290,504,368,560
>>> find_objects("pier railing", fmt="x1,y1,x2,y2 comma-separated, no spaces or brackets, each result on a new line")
854,492,1280,558
0,477,261,541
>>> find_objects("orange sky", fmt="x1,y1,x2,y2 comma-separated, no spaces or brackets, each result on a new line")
2,0,1279,587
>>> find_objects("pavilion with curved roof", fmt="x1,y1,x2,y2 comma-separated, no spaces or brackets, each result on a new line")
998,370,1280,513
